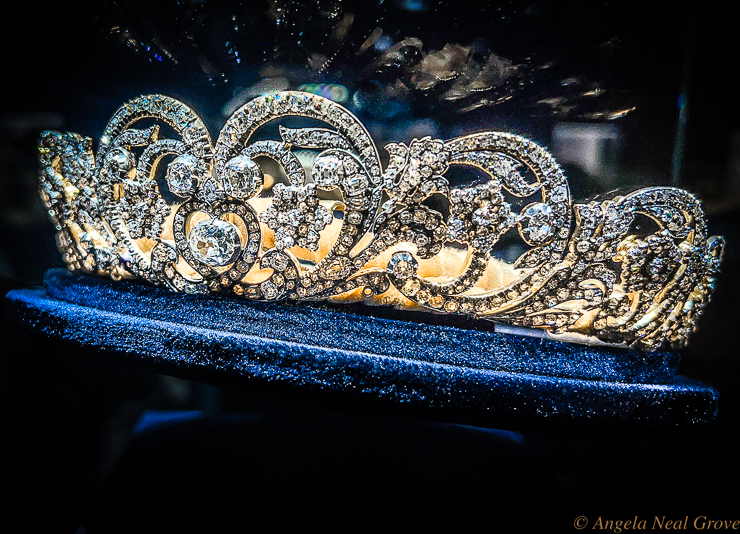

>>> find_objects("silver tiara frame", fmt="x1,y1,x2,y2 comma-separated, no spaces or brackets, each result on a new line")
38,91,724,351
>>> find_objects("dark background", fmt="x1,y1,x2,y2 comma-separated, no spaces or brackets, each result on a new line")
1,1,739,531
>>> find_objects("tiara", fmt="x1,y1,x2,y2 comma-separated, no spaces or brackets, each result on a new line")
37,91,724,352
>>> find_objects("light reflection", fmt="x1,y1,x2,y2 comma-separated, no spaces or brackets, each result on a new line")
398,0,427,12
552,123,621,183
221,78,291,117
297,83,349,103
95,1,656,147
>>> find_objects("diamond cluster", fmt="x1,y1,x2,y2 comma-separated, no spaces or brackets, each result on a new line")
38,91,724,350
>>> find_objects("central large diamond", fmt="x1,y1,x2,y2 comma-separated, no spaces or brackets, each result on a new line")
188,218,242,266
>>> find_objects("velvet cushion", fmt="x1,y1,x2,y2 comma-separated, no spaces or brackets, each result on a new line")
4,269,718,425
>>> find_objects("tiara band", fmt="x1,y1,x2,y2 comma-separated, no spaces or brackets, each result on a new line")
38,91,724,351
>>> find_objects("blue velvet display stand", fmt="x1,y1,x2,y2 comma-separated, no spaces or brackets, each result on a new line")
4,269,718,426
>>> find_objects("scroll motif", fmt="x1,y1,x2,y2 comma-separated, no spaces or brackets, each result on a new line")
38,91,723,350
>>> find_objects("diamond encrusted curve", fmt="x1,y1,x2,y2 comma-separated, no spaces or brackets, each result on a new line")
37,91,724,350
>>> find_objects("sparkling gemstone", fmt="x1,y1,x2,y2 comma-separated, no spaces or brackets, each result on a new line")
472,204,498,226
306,229,320,243
343,159,359,176
346,211,362,225
648,258,666,278
166,154,199,196
188,219,241,266
287,209,303,226
446,218,465,241
223,155,262,199
550,186,568,202
296,185,310,202
269,252,290,271
131,201,149,219
274,231,295,250
201,178,225,204
420,150,437,167
313,155,343,187
127,220,142,238
344,172,369,196
428,295,444,308
106,148,134,174
388,252,417,279
521,203,555,243
260,280,279,299
404,279,421,295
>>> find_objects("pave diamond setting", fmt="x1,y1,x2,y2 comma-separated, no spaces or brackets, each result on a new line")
37,91,725,351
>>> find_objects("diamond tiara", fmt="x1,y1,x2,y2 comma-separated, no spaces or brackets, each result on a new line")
38,91,724,351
